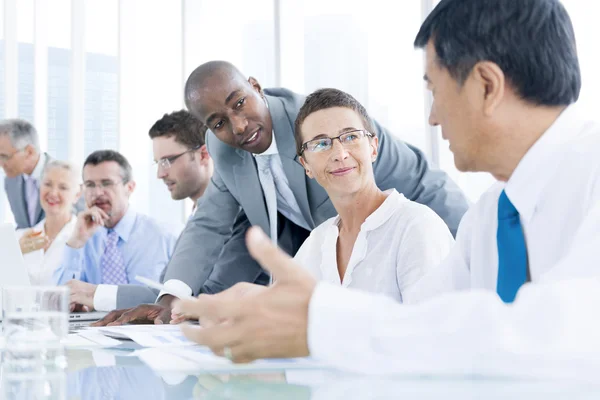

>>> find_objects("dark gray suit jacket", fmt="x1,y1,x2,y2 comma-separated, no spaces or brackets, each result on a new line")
5,153,50,229
115,88,470,306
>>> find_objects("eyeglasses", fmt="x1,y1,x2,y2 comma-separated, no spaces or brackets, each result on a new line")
0,149,23,163
300,129,373,155
83,180,124,192
154,145,201,171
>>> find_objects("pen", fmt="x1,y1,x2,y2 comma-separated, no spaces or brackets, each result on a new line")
134,276,195,300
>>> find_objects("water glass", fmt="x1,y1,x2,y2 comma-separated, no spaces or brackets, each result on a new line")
2,286,69,373
0,369,66,400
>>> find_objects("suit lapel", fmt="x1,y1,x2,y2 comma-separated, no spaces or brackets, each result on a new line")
232,151,270,235
16,176,30,225
266,94,316,228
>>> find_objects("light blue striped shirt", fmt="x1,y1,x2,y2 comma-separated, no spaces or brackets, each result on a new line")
53,207,177,285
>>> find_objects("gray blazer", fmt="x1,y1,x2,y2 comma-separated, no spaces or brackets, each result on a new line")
115,88,470,306
5,153,50,229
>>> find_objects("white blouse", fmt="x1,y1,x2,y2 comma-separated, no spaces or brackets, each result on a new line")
16,216,77,286
293,190,455,303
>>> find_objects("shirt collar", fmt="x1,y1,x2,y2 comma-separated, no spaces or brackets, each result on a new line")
254,132,279,157
334,189,405,232
505,104,586,222
24,153,46,181
107,206,136,242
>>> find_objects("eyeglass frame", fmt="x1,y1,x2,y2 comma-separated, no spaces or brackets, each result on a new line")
300,129,374,155
0,149,24,163
154,145,201,171
83,179,127,192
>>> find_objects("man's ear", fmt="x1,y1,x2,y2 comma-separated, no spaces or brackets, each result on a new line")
125,180,136,196
248,77,264,96
299,156,314,179
24,144,37,158
197,144,211,165
472,61,505,116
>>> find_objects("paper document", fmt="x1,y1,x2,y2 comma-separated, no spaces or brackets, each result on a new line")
137,346,326,373
87,325,197,347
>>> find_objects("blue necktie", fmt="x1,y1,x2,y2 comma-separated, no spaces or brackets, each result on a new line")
496,190,528,303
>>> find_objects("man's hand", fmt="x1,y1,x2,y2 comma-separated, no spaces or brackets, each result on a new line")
174,227,317,363
67,207,110,249
171,283,266,325
67,280,97,311
91,304,171,326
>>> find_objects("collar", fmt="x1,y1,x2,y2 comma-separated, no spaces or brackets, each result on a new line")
254,131,279,157
106,206,136,243
505,104,586,223
24,153,46,181
333,189,405,232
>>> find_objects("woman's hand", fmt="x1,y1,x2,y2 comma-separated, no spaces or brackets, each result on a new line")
19,229,50,254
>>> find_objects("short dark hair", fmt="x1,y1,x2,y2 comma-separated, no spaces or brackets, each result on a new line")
294,88,375,156
148,110,207,148
83,150,133,183
414,0,581,106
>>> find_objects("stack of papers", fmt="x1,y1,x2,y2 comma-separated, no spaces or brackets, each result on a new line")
90,325,196,347
137,346,325,373
67,330,123,348
63,324,325,373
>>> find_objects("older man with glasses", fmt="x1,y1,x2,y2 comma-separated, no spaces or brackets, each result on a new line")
0,119,67,229
53,150,178,313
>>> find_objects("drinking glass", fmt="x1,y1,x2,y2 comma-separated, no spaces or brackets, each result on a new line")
2,286,69,374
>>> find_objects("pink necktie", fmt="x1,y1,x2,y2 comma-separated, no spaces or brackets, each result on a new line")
24,176,39,226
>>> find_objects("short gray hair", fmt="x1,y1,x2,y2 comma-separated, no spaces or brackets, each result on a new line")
42,160,80,185
0,119,40,151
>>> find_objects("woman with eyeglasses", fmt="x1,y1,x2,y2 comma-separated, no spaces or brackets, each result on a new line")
292,88,454,303
16,160,81,285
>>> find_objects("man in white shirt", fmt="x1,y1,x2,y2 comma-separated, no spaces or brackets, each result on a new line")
171,0,600,376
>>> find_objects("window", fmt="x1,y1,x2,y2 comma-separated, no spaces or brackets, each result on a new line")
46,0,71,162
183,0,276,87
84,0,118,157
302,0,428,151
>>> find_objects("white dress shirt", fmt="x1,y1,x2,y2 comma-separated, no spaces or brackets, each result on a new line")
294,190,454,303
16,215,77,285
307,104,600,374
254,133,311,231
23,152,46,182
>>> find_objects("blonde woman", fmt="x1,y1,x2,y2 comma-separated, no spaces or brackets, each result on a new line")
17,160,81,285
293,89,454,303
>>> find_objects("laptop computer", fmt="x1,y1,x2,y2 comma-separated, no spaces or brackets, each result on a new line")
0,223,107,323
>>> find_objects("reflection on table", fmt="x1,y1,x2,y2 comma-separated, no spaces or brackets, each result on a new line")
2,348,600,399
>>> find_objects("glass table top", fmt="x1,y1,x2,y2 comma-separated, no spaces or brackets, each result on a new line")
2,346,600,399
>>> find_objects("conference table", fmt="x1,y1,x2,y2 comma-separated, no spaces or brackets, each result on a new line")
2,346,599,399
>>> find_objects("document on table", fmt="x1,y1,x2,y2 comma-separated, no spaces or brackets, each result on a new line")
137,346,327,373
86,324,197,347
66,330,123,348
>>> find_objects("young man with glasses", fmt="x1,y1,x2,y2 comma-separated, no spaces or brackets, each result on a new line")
149,110,213,213
53,150,177,313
